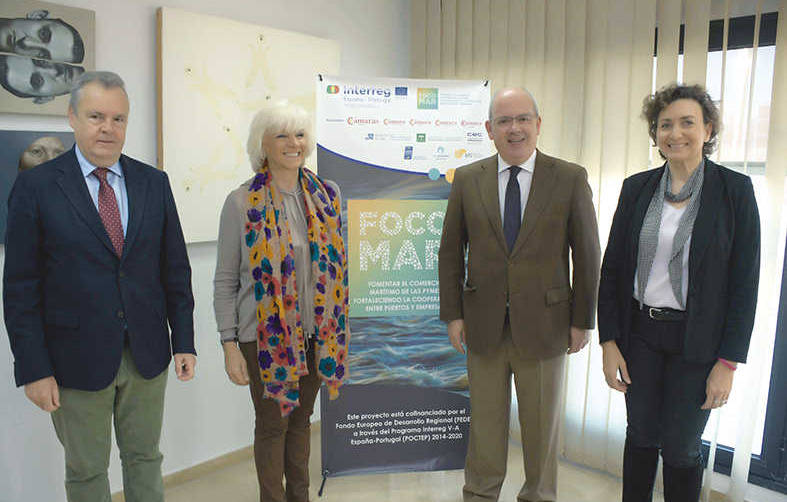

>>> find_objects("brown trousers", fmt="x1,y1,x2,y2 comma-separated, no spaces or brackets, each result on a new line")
240,342,321,502
463,326,566,502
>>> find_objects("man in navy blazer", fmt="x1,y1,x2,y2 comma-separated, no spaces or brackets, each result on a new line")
3,71,195,502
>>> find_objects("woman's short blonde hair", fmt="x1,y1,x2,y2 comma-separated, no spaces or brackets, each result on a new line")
246,100,315,172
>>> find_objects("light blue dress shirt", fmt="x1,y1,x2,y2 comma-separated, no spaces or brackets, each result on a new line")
75,145,129,236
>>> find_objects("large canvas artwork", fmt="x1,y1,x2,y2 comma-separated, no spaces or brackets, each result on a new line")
0,129,74,240
0,0,94,115
157,7,340,242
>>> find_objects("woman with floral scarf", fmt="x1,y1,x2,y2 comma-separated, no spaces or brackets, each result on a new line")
214,101,349,502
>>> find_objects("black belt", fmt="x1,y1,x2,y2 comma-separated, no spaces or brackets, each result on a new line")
633,302,687,321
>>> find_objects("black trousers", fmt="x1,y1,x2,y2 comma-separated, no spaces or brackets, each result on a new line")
623,308,714,502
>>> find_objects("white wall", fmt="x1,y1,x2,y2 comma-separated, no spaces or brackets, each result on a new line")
0,1,409,500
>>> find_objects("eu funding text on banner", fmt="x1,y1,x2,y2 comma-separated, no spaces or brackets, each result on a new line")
321,385,470,476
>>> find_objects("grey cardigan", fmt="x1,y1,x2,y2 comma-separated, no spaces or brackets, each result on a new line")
213,176,341,344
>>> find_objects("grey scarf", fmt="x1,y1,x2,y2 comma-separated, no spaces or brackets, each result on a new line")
636,160,704,309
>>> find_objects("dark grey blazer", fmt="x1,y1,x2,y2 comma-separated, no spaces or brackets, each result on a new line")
598,159,760,363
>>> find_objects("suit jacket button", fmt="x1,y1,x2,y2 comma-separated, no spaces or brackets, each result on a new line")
117,310,125,319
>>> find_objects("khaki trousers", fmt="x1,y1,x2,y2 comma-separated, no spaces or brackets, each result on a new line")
240,341,321,502
463,328,566,502
51,345,167,502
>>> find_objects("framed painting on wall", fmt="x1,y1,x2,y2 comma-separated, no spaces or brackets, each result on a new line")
157,7,340,242
0,0,95,115
0,129,74,240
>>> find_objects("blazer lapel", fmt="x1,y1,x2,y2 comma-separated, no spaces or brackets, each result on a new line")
55,149,117,256
120,156,148,261
511,150,556,256
477,156,508,252
629,165,663,266
688,160,721,285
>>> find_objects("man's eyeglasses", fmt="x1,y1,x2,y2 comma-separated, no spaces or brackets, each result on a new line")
492,114,536,128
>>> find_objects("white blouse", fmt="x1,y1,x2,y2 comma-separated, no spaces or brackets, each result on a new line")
633,201,691,310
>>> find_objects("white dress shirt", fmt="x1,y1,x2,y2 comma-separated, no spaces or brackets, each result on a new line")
497,150,536,223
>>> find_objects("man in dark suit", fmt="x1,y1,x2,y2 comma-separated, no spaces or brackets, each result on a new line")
439,87,600,501
3,71,195,502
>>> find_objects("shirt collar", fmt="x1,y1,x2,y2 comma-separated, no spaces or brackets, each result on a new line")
497,149,537,174
75,144,123,179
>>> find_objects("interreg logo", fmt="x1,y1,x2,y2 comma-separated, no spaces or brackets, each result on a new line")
417,88,439,109
395,86,408,96
326,85,340,94
416,133,426,143
404,146,414,160
343,85,392,98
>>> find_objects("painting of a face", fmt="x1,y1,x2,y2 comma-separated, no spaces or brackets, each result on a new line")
0,54,84,102
0,3,94,115
18,135,65,171
0,17,84,63
0,129,75,240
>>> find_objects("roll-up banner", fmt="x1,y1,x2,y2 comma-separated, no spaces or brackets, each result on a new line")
316,76,492,480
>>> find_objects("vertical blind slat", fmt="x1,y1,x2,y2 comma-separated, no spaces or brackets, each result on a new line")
578,0,607,186
741,3,763,175
565,0,609,469
507,0,527,88
560,0,588,163
441,0,458,78
410,0,427,78
626,0,658,177
489,0,510,91
473,0,492,79
540,0,567,154
594,0,636,473
524,0,547,105
456,0,474,78
426,0,442,77
683,0,712,86
655,0,681,88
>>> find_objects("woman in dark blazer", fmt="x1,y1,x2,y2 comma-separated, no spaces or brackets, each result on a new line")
598,83,760,502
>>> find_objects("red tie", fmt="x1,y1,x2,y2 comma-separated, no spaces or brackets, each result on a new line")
93,167,124,257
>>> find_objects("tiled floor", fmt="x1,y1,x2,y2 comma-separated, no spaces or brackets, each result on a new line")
159,425,663,502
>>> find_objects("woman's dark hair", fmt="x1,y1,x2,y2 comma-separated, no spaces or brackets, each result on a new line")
642,83,721,158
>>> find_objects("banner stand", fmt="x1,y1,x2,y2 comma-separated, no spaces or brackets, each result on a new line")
316,75,492,480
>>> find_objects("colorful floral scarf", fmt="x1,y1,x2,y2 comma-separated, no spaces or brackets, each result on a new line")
245,165,349,416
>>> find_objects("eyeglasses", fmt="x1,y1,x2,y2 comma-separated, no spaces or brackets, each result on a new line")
492,114,537,128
